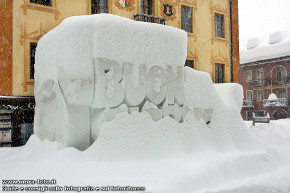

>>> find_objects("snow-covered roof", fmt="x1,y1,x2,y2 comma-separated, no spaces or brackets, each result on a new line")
240,31,290,64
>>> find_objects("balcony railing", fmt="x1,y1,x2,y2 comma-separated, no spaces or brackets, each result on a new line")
249,76,290,87
249,79,265,87
271,76,290,86
133,13,166,25
243,100,254,107
263,98,287,107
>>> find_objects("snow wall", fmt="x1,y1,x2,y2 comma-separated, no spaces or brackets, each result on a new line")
34,14,251,152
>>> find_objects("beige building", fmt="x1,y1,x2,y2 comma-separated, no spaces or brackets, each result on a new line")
0,0,239,146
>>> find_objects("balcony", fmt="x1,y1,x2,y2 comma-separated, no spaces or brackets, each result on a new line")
271,76,290,86
249,76,290,87
243,100,254,108
249,79,265,87
263,98,287,107
133,13,166,25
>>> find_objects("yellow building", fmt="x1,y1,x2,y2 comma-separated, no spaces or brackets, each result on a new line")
0,0,239,146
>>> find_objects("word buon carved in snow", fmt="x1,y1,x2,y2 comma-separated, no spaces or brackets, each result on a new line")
92,58,211,123
93,58,185,122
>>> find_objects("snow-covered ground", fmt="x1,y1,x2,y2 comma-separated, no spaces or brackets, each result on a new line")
245,119,290,154
1,117,290,193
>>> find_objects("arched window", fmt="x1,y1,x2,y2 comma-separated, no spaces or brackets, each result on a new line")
272,66,287,83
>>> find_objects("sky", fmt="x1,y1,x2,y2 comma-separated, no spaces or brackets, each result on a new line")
238,0,290,49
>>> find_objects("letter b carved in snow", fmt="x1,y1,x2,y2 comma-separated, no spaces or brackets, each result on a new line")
92,58,125,108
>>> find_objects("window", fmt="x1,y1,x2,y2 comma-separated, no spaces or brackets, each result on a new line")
246,70,252,82
215,63,224,83
185,60,194,68
30,0,52,6
30,43,37,79
181,6,193,33
141,0,152,15
257,69,264,84
246,90,253,100
277,67,286,82
272,88,287,99
257,90,264,101
272,66,286,83
91,0,108,14
277,88,286,99
214,13,225,38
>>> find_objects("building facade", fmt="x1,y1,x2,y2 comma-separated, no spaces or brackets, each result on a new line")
0,0,239,146
241,56,290,120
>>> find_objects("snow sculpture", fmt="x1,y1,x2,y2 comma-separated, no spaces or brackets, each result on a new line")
34,14,242,151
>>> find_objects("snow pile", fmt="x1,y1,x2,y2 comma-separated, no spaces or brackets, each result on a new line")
240,31,290,64
249,119,290,155
246,37,266,50
268,93,278,100
269,31,289,44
